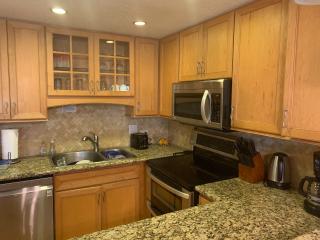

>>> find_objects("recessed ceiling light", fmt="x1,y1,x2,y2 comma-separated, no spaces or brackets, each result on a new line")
51,7,66,15
106,40,114,44
134,21,146,27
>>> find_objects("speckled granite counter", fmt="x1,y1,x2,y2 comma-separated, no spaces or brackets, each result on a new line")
0,145,185,182
293,230,320,240
73,178,320,240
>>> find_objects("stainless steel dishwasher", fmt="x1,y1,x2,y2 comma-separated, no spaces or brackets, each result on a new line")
0,176,54,240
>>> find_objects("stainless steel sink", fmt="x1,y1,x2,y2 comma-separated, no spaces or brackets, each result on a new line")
100,148,136,159
51,151,105,166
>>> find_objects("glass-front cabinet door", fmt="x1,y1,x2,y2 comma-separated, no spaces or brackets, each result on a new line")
94,34,134,96
47,28,94,96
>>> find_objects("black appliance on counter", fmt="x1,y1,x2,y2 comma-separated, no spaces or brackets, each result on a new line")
146,128,239,216
299,151,320,218
130,132,149,150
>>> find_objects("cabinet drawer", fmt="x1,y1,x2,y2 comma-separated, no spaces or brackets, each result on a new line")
54,164,140,191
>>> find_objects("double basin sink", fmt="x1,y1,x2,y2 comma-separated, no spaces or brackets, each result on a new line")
51,149,136,167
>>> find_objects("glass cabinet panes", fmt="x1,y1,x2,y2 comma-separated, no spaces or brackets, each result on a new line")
73,74,89,90
53,34,70,52
54,73,71,90
97,38,131,93
116,76,130,91
116,59,129,74
51,32,91,94
54,53,70,71
116,41,129,57
72,36,88,54
73,55,88,72
99,75,114,91
100,57,114,73
100,40,114,56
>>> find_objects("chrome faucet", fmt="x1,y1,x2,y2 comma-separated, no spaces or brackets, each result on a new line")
82,133,99,152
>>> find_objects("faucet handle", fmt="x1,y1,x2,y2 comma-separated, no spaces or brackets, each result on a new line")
89,132,98,141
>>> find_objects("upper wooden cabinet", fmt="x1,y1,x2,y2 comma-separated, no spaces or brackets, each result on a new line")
94,33,134,97
179,12,235,81
202,12,234,79
159,34,180,117
135,38,159,116
47,28,134,97
282,3,320,141
46,28,94,96
7,21,47,120
0,20,10,120
179,25,203,81
232,0,288,135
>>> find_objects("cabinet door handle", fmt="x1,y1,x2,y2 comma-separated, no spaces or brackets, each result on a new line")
202,61,206,75
97,193,101,205
282,109,288,128
11,102,16,116
102,192,105,203
196,62,201,75
4,102,9,114
230,106,234,121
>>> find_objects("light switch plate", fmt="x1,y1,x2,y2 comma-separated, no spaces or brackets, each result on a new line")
128,125,138,134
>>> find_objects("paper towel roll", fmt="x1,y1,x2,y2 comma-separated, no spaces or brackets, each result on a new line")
1,129,19,160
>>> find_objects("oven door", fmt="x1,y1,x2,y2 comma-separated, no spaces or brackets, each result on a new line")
173,89,223,129
146,168,193,217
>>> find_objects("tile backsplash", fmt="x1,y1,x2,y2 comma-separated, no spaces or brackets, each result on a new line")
1,104,319,189
0,105,169,157
168,121,320,188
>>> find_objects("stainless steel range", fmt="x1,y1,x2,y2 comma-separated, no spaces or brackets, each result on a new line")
146,128,239,216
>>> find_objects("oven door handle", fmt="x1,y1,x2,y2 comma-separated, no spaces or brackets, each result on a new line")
146,200,159,217
148,171,190,199
201,90,212,124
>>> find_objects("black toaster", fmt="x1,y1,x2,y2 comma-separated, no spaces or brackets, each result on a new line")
130,132,149,150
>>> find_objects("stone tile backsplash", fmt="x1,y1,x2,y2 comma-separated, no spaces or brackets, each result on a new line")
167,121,320,188
0,104,319,189
0,105,169,157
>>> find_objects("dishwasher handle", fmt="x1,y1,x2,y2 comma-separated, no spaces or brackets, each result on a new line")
0,185,53,198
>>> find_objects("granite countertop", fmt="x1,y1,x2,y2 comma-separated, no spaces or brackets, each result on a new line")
74,178,320,240
0,145,185,182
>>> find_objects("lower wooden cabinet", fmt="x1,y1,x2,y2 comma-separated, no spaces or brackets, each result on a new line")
198,195,211,205
101,179,140,229
55,186,102,240
54,165,143,240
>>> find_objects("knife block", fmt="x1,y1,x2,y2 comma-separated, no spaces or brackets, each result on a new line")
239,153,264,183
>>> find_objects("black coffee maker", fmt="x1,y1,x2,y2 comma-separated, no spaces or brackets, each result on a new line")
299,151,320,217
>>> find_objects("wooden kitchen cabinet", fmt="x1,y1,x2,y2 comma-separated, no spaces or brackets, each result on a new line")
0,20,10,120
7,21,47,120
54,164,143,239
199,195,211,205
94,33,134,96
232,0,288,134
55,186,101,240
101,178,140,229
179,24,203,81
46,27,94,96
135,38,159,116
179,12,234,81
282,3,320,141
202,12,234,79
159,34,180,117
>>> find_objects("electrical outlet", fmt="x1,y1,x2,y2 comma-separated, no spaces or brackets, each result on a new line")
57,105,77,113
128,125,138,134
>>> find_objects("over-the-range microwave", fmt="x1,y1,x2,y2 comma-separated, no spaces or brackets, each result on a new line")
172,79,232,130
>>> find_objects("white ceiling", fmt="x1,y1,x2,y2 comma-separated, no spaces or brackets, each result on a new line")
0,0,253,38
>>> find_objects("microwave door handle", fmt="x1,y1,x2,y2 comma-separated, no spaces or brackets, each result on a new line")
201,90,211,124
